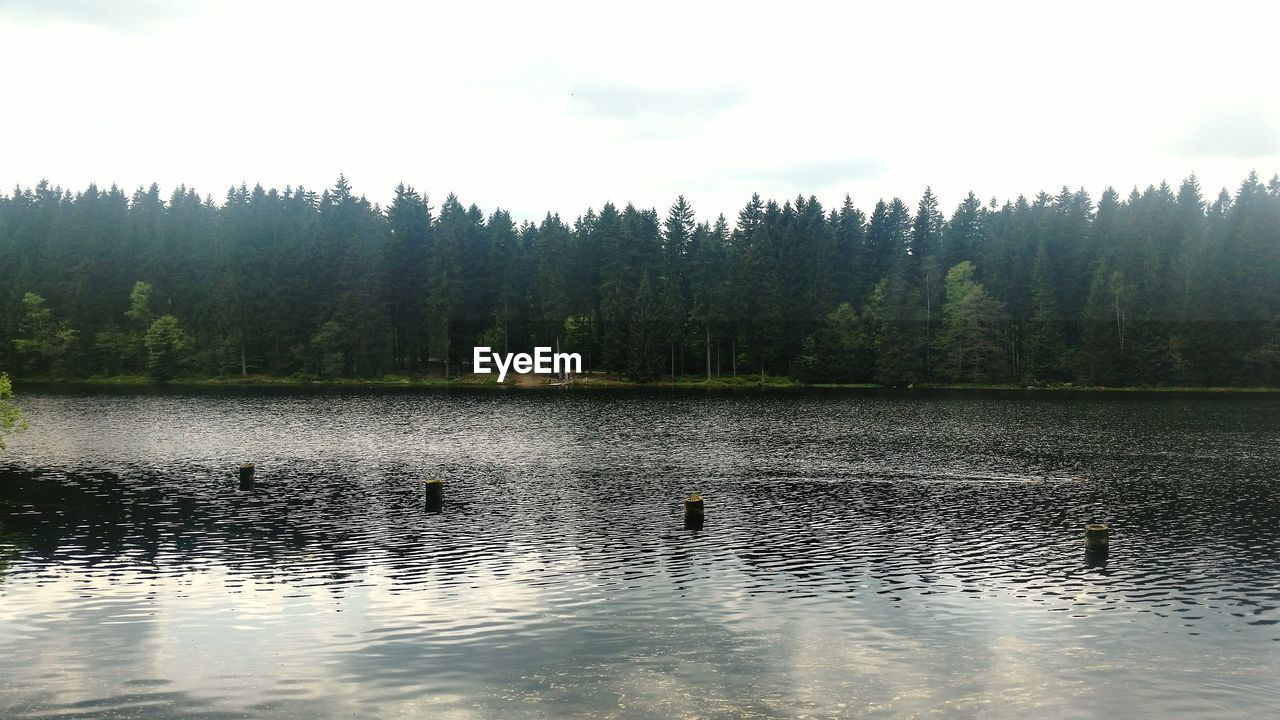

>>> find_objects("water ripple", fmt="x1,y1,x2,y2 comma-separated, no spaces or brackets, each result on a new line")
1,387,1278,718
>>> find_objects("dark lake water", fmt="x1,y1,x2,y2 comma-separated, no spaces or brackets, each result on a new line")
2,386,1279,718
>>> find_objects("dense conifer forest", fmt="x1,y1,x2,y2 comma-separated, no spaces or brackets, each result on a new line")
1,173,1279,386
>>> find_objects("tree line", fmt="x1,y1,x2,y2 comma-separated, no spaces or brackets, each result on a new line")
1,173,1278,386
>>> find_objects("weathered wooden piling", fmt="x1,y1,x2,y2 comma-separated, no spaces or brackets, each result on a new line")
425,478,443,510
238,463,255,489
684,492,704,517
1085,523,1109,553
683,492,705,529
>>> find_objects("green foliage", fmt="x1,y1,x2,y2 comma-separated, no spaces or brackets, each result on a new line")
1024,244,1072,383
939,262,1008,382
865,271,924,386
795,303,871,382
477,315,509,355
144,315,191,381
1244,317,1280,385
563,314,596,369
1078,264,1132,384
126,281,154,328
0,372,27,450
13,293,77,376
309,321,346,378
627,273,665,381
0,174,1278,387
94,327,137,376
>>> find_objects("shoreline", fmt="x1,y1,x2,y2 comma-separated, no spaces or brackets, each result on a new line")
10,374,1280,394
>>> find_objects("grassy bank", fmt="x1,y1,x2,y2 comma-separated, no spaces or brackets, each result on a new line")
11,372,800,389
11,373,1280,393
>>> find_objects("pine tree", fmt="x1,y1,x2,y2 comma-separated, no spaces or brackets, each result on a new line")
939,262,1007,382
386,183,432,370
910,187,944,261
1078,263,1121,384
942,192,984,270
1024,243,1071,382
144,314,190,381
0,175,1277,388
627,273,664,381
865,259,924,386
13,292,77,376
427,194,468,377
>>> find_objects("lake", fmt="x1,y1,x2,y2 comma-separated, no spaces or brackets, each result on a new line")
1,386,1279,718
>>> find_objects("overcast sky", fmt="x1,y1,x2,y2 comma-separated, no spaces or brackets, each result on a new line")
2,0,1278,221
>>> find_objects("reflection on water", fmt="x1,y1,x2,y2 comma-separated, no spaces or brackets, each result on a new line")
1,387,1279,718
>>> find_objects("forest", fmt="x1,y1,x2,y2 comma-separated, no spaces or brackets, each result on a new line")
1,173,1279,387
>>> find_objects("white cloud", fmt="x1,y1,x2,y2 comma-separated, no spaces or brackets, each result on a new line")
1173,104,1280,159
0,0,196,30
1,0,1278,221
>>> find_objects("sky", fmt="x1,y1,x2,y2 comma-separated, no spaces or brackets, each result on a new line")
1,0,1279,222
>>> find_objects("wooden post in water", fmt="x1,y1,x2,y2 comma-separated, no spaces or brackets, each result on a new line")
425,478,443,511
683,492,704,529
1085,523,1109,553
238,463,255,490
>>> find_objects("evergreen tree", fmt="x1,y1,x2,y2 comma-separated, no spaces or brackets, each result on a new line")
627,272,664,381
124,280,153,371
1078,263,1122,384
795,302,871,383
910,187,944,261
1024,243,1071,382
0,174,1276,388
942,192,984,270
865,263,924,386
427,194,468,377
310,321,346,378
939,262,1007,382
386,183,432,370
13,292,77,376
144,314,190,381
833,195,867,302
